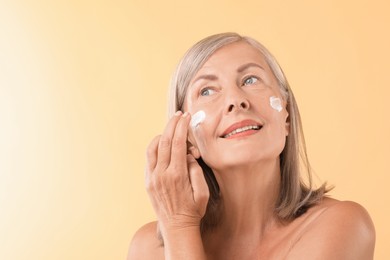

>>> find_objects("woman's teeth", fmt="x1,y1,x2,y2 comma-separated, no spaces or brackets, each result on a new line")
223,125,261,138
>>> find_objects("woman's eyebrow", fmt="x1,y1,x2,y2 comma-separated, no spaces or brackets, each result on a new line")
237,62,265,73
192,63,264,84
192,74,218,85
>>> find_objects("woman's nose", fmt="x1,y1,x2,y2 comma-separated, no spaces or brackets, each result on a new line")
224,89,250,114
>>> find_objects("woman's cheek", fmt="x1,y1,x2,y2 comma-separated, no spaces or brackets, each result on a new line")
191,109,220,155
190,110,206,129
188,110,208,154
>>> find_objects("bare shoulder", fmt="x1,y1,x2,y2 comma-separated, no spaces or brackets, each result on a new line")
127,221,164,260
287,198,376,260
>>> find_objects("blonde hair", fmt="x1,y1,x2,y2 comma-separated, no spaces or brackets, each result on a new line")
168,32,329,233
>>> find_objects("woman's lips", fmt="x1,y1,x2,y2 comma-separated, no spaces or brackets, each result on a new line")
220,119,263,138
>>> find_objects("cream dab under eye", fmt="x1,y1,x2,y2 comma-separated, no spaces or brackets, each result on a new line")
270,96,283,112
190,110,206,129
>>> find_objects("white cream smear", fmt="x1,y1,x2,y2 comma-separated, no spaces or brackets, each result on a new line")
270,96,283,112
190,110,206,129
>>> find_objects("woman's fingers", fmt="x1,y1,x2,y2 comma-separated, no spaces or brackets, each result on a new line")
187,154,209,217
170,112,191,168
145,135,161,173
156,111,183,170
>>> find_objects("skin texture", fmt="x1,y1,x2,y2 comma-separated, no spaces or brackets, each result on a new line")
128,42,375,260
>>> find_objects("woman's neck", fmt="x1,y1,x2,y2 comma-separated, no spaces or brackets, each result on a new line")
212,158,281,238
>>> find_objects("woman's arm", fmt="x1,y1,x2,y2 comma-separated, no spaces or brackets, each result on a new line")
287,201,375,260
127,222,207,260
162,225,207,259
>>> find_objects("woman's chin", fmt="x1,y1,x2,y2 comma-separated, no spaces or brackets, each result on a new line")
205,153,280,172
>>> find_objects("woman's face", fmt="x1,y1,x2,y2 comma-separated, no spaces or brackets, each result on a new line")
183,42,289,171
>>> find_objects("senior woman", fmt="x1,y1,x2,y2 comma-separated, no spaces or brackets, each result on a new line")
128,33,375,259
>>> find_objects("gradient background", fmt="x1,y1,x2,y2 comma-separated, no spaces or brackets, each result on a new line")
1,0,389,259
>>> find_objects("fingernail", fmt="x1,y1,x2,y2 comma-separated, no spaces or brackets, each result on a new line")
182,112,189,118
175,111,183,116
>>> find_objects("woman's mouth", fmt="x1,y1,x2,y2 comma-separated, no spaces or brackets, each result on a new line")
220,119,263,139
222,125,262,138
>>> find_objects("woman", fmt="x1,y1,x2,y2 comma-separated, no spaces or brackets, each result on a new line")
128,33,375,259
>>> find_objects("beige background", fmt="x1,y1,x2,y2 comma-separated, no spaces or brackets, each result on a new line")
1,0,389,259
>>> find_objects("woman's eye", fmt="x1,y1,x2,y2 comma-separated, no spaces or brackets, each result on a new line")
243,76,258,86
200,88,215,96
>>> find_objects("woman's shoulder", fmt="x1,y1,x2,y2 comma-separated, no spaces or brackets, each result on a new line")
288,198,375,259
308,198,375,233
127,221,164,260
305,197,370,217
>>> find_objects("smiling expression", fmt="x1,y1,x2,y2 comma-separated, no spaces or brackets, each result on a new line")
183,41,290,171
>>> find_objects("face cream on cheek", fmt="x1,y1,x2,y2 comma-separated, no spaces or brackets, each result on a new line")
270,96,283,112
190,110,206,129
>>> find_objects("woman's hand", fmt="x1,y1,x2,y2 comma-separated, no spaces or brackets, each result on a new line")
145,111,209,237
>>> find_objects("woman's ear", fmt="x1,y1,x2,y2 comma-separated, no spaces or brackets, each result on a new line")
187,140,201,159
284,107,290,137
285,120,290,136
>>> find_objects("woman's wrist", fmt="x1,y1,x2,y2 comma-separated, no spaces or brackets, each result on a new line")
163,225,206,260
158,215,202,235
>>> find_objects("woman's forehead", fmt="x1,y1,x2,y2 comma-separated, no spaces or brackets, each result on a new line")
196,41,269,73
